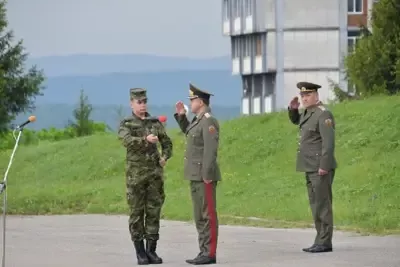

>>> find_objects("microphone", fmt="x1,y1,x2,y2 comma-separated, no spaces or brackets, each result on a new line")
158,115,167,123
17,115,36,129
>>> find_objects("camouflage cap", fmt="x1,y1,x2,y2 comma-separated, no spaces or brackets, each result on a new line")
296,81,321,93
130,88,147,100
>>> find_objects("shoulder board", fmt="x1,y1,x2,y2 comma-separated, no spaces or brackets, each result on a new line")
204,112,211,118
317,105,326,111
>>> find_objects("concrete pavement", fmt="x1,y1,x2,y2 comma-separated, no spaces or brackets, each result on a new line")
1,215,399,267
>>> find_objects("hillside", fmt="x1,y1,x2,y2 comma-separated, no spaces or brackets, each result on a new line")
1,95,399,234
13,103,240,131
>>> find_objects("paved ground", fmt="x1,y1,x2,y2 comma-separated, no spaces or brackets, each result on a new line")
1,215,399,267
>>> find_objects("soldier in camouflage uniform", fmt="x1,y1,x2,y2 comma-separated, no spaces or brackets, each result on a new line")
118,88,173,265
174,83,220,265
288,81,337,254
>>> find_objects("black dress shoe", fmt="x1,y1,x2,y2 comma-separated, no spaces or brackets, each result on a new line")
186,255,216,265
185,253,202,264
302,244,317,252
308,245,333,253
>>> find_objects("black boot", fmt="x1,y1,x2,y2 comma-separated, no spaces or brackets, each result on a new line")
146,240,163,264
134,240,149,265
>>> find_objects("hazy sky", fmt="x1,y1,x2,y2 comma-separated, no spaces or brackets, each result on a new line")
6,0,230,59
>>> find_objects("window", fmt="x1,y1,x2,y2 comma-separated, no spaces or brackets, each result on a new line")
223,0,229,20
243,37,251,57
233,0,240,17
254,74,263,97
242,76,252,97
232,37,241,58
347,30,361,53
244,0,252,17
348,0,363,13
255,35,262,56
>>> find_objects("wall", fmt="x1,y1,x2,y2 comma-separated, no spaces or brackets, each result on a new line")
282,30,340,70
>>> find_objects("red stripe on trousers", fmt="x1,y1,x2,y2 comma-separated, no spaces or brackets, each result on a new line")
204,182,217,258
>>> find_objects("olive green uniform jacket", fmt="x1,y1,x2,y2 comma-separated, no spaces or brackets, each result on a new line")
174,107,221,181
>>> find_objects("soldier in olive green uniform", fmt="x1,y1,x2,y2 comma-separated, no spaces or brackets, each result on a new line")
118,88,173,265
174,83,220,265
288,81,337,253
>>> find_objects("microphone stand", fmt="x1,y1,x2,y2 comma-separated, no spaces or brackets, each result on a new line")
0,126,24,267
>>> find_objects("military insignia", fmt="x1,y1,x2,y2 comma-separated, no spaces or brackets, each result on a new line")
324,118,332,126
189,90,194,97
204,113,211,118
208,125,216,133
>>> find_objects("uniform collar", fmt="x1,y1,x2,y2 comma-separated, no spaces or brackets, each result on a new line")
131,112,151,120
306,101,323,112
195,106,211,120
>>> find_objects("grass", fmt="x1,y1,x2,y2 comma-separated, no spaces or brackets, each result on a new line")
1,95,400,235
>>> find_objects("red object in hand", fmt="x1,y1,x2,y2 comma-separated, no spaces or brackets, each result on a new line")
158,115,167,123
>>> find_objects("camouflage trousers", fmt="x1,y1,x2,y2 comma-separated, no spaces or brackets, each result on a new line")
126,164,165,241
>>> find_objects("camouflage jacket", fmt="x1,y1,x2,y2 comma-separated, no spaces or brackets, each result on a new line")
118,112,173,167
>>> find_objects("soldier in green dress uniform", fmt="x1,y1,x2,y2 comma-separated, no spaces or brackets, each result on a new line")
288,81,337,253
174,83,221,265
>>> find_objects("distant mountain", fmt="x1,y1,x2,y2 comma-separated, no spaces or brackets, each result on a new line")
14,103,240,131
26,54,232,77
36,70,242,107
14,54,242,130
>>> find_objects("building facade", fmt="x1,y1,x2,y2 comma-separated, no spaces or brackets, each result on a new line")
222,0,375,114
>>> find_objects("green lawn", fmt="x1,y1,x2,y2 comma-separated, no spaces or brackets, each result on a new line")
1,95,399,234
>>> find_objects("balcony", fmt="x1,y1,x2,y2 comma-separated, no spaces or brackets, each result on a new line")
264,95,272,113
242,97,250,115
242,57,251,74
232,57,240,75
222,20,230,35
233,17,241,34
254,55,263,73
244,15,253,33
252,96,261,114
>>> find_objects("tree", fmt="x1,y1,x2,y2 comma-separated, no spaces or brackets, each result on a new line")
68,89,94,137
0,1,45,132
345,0,400,96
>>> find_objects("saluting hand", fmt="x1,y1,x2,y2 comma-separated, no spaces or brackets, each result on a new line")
289,96,300,109
175,101,186,115
146,134,159,144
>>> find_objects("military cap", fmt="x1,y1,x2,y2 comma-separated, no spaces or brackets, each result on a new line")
130,88,147,100
296,81,321,93
188,83,214,100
